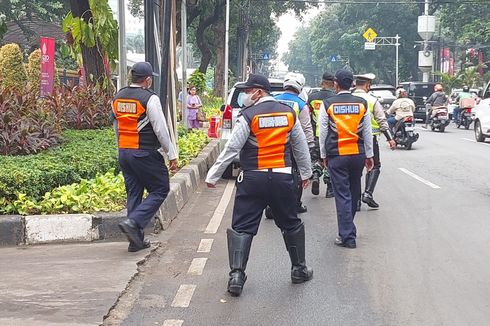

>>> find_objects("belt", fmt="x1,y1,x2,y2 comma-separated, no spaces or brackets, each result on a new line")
252,167,292,174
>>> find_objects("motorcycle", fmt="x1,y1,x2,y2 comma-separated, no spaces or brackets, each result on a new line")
392,116,419,150
427,104,450,132
456,107,473,130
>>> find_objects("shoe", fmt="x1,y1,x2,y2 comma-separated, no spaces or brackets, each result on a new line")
282,224,313,284
297,204,307,214
227,229,253,297
311,178,320,196
325,185,334,198
118,219,144,249
334,237,356,249
128,239,151,252
362,192,379,208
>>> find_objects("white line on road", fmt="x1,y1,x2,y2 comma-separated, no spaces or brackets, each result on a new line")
462,137,490,146
163,320,184,326
171,284,196,308
398,168,441,189
187,258,208,276
205,180,235,234
197,239,214,253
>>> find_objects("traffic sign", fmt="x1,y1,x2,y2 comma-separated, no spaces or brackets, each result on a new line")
330,55,338,62
262,53,270,60
364,42,376,50
363,28,377,42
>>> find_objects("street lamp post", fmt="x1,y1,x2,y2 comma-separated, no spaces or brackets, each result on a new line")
224,0,230,99
118,0,127,89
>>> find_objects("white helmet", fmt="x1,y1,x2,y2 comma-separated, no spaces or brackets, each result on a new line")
284,72,306,93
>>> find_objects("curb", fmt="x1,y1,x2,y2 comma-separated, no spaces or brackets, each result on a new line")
0,139,222,246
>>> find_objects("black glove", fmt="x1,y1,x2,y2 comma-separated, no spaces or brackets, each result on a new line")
309,147,320,162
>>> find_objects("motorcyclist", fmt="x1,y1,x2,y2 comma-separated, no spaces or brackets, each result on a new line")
386,88,416,132
274,72,315,213
425,83,448,127
453,86,475,123
352,73,396,210
307,72,336,198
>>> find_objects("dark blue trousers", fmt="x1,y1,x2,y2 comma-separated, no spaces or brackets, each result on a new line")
118,149,170,231
232,170,302,235
328,154,365,245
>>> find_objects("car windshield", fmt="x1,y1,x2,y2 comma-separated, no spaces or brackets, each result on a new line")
371,90,395,97
406,84,434,97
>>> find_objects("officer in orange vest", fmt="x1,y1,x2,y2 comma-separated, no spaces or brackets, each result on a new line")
113,62,178,252
206,74,313,297
319,70,374,249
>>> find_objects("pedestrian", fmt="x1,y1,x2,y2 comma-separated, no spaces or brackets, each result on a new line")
205,73,313,297
319,69,374,249
307,72,336,198
112,62,178,252
186,85,202,130
353,73,396,209
274,72,315,214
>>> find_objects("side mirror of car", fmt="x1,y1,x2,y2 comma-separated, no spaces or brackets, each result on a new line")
220,104,226,112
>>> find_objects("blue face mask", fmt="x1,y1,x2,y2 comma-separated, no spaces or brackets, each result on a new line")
237,92,246,108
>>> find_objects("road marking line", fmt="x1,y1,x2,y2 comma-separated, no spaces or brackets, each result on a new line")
398,168,441,189
462,137,490,146
187,258,208,276
163,320,184,326
205,180,235,234
197,239,214,253
171,284,196,308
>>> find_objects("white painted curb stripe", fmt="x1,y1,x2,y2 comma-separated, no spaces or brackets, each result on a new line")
171,284,196,308
205,180,235,234
187,258,208,276
399,168,441,189
197,239,214,253
163,320,184,326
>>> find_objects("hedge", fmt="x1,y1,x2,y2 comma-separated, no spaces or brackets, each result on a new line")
0,129,118,200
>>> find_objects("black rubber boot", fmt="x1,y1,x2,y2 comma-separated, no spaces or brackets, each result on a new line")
362,169,380,208
325,181,334,198
311,162,323,196
282,223,313,284
227,229,253,297
356,199,361,211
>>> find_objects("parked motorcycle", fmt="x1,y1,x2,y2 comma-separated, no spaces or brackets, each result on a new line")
392,116,419,150
427,105,450,132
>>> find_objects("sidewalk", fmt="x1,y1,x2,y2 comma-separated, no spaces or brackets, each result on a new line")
0,241,152,326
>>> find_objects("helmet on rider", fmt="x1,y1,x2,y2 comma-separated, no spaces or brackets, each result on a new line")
284,72,306,94
462,85,470,92
396,88,407,98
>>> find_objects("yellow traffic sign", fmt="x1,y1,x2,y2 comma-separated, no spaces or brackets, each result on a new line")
363,28,377,42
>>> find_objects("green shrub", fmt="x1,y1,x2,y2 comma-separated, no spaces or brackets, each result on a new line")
188,70,206,93
0,128,118,200
201,94,223,118
177,127,209,167
0,169,125,215
27,49,41,91
0,43,27,91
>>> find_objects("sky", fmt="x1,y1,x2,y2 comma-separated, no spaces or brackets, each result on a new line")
275,8,322,71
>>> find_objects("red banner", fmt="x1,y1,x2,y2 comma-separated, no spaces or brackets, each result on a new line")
40,37,55,97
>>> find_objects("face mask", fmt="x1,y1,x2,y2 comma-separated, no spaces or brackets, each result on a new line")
238,90,259,108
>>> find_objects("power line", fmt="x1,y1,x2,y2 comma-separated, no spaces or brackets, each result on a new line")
253,0,489,4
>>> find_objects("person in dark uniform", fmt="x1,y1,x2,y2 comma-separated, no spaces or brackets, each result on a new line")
319,70,374,249
113,62,178,252
206,74,313,297
307,72,336,198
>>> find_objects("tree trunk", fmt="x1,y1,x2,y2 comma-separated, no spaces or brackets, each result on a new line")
69,0,106,84
195,1,225,73
213,18,225,98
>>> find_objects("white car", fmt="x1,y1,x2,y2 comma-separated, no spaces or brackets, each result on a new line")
473,82,490,142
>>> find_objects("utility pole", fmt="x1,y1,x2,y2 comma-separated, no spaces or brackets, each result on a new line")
224,0,230,98
117,0,127,89
181,0,187,127
395,34,400,86
418,0,435,82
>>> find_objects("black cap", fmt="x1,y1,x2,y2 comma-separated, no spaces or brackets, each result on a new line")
235,74,271,92
131,62,159,77
322,72,335,81
335,69,354,89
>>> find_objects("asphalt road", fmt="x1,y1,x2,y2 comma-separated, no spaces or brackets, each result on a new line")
110,123,490,326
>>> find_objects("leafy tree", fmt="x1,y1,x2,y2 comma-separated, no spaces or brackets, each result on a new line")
0,0,69,41
0,43,28,91
64,0,118,85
